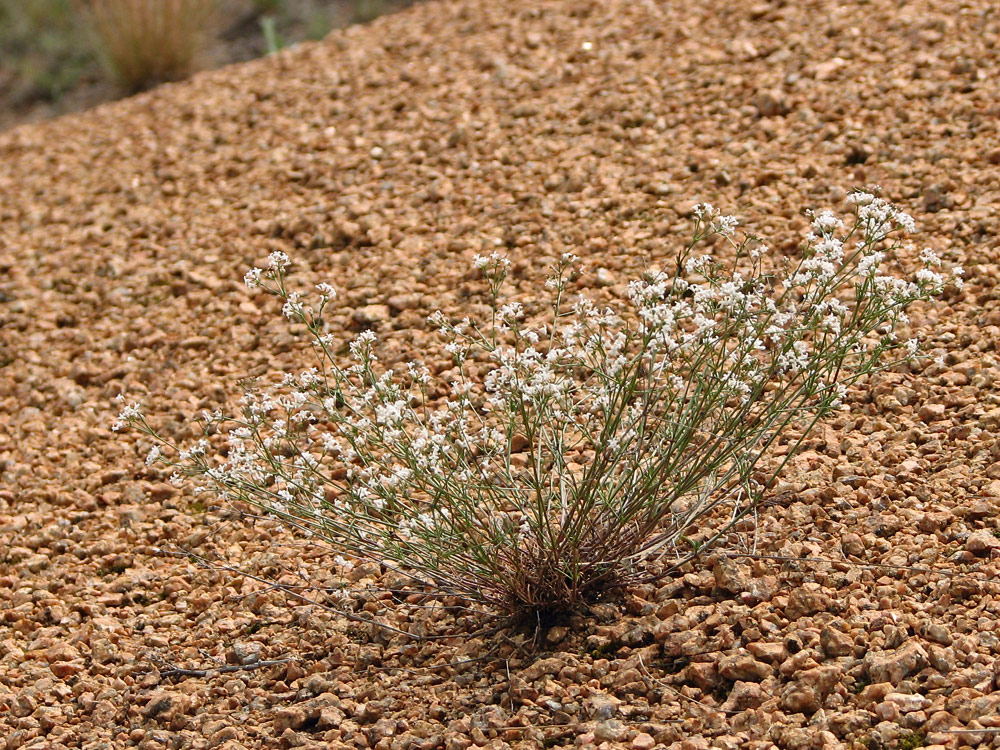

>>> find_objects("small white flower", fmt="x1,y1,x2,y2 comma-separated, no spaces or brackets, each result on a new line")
831,383,849,408
244,267,263,288
444,341,468,357
915,268,944,286
472,251,510,271
145,445,162,466
685,254,713,274
282,292,305,320
919,248,942,267
333,555,354,571
267,251,290,271
112,400,142,431
498,302,524,322
810,209,844,234
712,214,739,237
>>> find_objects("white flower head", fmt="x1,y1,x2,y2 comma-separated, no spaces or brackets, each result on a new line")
846,190,876,207
473,251,510,271
267,251,290,271
712,214,739,237
244,267,263,288
333,555,355,571
810,209,844,235
112,399,143,431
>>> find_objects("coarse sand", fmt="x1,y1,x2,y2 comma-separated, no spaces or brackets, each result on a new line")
3,0,1000,748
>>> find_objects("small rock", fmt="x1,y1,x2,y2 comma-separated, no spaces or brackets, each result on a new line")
143,691,185,722
748,641,788,664
228,642,261,666
754,89,790,117
927,645,955,673
885,692,931,713
864,641,929,685
779,665,843,715
841,533,865,557
50,660,85,678
273,706,308,732
918,403,946,422
632,733,656,750
721,681,766,712
546,626,569,644
874,700,900,723
785,585,833,620
712,556,748,594
858,682,896,707
966,530,1000,556
521,657,566,682
593,719,626,742
595,268,615,286
918,621,953,646
740,575,779,604
718,650,773,682
352,304,391,327
814,57,847,80
820,626,854,658
585,693,621,720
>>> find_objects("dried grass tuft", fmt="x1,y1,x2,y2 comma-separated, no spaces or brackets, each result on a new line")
78,0,215,91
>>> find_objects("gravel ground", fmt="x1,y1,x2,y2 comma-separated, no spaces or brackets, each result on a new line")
3,0,1000,748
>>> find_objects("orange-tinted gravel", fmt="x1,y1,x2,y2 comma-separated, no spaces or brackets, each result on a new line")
3,1,1000,748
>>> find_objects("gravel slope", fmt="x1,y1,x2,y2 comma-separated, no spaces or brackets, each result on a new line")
3,0,1000,748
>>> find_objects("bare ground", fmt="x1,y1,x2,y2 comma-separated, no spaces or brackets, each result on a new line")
2,0,1000,748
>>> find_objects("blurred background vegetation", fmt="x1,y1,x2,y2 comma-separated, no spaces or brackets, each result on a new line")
0,0,415,131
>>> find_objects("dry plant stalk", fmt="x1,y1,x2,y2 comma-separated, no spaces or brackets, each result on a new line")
79,0,215,91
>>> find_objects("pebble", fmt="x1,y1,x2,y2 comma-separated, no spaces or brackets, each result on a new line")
864,641,930,685
966,530,1000,556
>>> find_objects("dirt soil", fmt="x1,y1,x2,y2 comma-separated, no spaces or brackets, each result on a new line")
3,0,1000,748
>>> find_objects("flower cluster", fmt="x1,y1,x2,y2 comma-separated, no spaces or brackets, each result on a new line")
117,191,956,616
